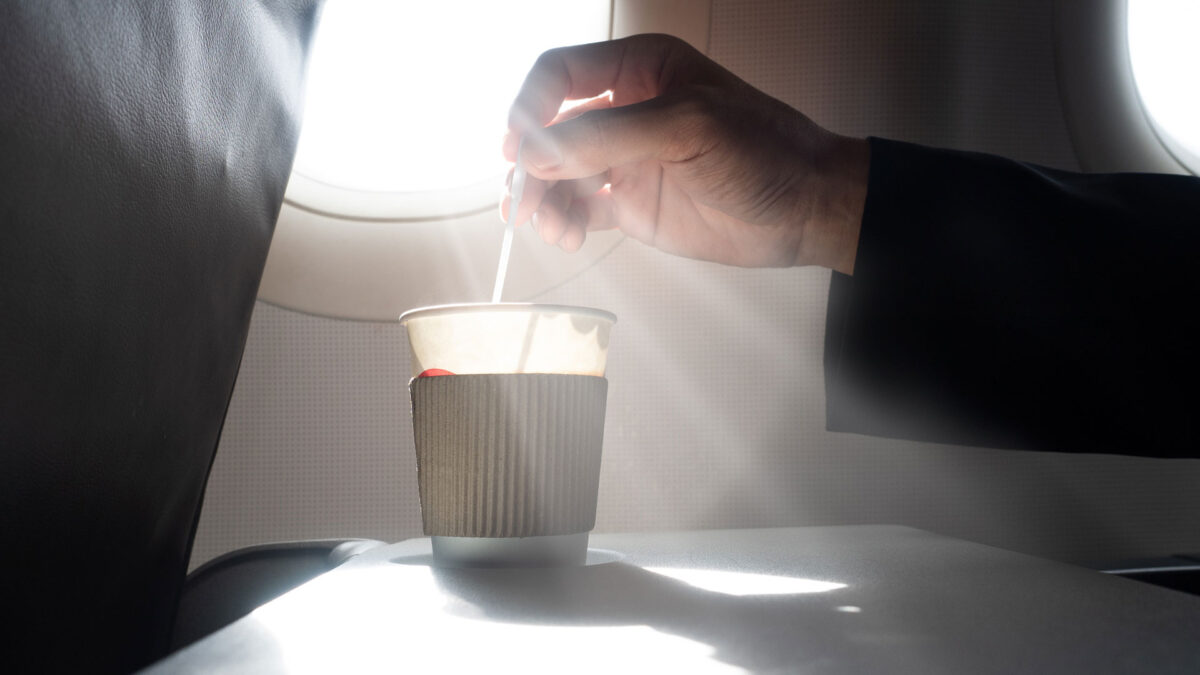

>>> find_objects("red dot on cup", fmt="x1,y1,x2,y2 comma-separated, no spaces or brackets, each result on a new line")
417,368,455,378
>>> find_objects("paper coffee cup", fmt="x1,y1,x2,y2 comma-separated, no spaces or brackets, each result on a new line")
400,303,615,567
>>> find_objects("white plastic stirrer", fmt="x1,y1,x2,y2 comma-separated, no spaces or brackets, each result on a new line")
491,139,526,303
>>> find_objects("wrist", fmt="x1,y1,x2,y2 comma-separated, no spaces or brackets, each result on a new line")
794,134,868,274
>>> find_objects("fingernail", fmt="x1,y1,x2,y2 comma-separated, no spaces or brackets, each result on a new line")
531,209,542,233
523,133,563,171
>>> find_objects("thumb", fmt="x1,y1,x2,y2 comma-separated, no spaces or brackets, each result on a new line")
520,93,701,181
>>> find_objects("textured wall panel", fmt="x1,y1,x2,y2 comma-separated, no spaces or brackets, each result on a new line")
191,306,420,566
192,0,1200,570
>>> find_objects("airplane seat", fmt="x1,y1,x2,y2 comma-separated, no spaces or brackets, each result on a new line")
170,538,386,650
0,1,360,672
1093,555,1200,597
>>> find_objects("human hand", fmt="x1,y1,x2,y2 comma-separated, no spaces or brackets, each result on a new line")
501,33,868,273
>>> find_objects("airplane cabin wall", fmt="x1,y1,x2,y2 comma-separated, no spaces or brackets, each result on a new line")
191,0,1200,570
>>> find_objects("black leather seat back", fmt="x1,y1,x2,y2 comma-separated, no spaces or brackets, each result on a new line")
0,2,319,671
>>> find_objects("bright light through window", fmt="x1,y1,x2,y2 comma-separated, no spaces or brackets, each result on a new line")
1128,0,1200,173
291,0,611,203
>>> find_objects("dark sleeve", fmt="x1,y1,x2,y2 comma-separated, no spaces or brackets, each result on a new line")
824,137,1200,458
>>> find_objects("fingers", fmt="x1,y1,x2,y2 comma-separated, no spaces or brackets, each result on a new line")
498,170,551,227
509,37,661,128
547,91,615,127
504,34,698,161
575,188,618,232
522,91,704,181
565,172,610,199
532,183,573,248
520,177,617,252
499,169,614,248
499,35,720,252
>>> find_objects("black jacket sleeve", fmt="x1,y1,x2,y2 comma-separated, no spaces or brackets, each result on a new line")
824,137,1200,458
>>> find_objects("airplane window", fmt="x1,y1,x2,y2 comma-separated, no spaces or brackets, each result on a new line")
1127,0,1200,174
286,0,612,219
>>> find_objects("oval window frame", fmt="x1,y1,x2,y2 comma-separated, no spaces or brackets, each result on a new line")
1053,0,1191,175
1125,0,1200,175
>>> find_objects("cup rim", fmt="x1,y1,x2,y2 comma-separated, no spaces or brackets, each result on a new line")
399,302,616,326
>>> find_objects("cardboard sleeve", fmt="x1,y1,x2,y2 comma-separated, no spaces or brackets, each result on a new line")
410,374,608,538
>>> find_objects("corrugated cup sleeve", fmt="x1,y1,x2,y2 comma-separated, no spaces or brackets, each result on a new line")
410,374,608,538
